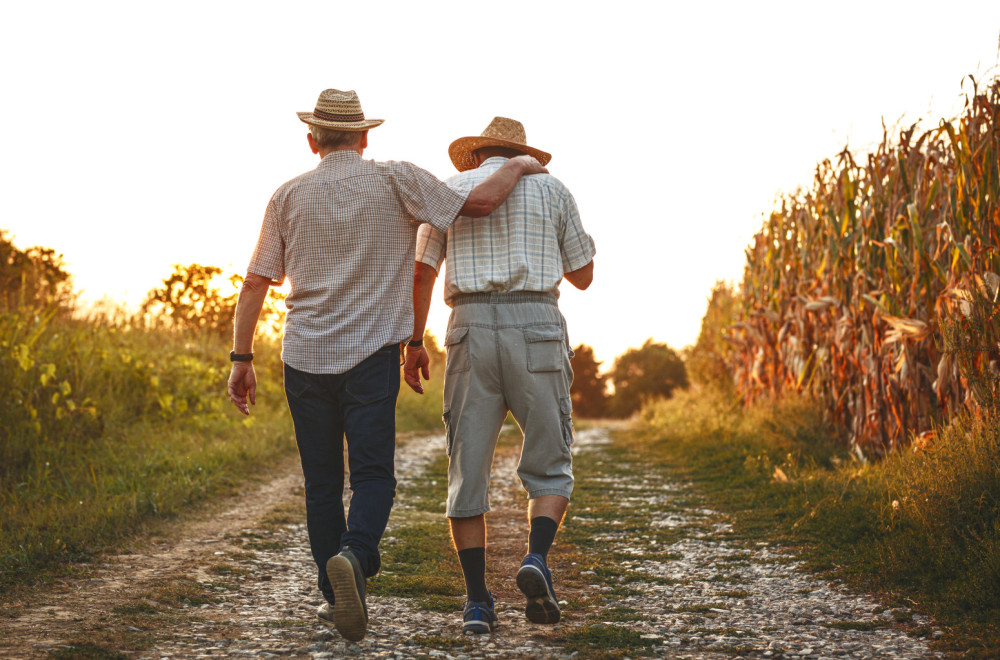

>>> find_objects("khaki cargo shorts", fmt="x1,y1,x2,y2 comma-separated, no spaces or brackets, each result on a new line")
441,292,575,518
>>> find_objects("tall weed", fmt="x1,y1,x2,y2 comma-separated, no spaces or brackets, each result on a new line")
0,310,293,589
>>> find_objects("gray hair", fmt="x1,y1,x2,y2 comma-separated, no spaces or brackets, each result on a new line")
308,125,365,150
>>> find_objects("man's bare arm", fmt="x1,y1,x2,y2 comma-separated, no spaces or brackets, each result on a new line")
404,261,439,394
564,260,594,290
460,154,547,218
228,272,273,415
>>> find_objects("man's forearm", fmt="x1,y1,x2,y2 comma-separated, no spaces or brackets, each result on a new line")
564,260,594,290
460,155,544,218
233,274,271,353
412,262,438,340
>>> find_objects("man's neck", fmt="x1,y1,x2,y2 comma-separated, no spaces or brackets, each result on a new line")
320,145,364,159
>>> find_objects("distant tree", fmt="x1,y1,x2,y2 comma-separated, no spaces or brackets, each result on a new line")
0,230,74,312
609,339,689,417
141,264,236,336
140,265,286,337
571,344,609,418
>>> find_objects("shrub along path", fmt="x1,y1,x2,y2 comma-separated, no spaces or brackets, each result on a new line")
0,426,941,658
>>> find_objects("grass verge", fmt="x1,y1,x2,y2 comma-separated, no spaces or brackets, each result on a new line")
0,310,450,596
0,311,297,594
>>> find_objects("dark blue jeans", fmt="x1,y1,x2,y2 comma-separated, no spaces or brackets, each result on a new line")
283,345,400,604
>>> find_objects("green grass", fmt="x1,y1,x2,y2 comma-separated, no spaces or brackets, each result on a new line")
411,634,474,651
111,602,159,617
0,309,453,595
394,347,447,435
369,441,463,610
632,387,1000,656
48,645,128,659
370,523,463,601
0,310,297,593
559,624,659,659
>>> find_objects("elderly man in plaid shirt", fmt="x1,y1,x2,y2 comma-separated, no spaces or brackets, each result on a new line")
227,91,546,642
405,117,596,634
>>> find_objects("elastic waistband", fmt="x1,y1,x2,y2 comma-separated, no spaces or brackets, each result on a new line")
451,291,558,307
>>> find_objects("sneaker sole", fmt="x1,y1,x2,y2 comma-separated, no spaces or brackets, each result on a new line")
327,555,367,641
516,565,560,624
462,620,495,634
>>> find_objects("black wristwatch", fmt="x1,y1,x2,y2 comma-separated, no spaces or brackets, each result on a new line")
230,351,254,362
407,339,423,347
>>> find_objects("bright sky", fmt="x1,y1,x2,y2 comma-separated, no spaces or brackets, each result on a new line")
2,2,998,367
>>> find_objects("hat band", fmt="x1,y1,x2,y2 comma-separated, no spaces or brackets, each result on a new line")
313,108,366,122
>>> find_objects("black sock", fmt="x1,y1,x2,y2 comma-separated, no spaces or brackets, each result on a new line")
457,547,490,602
528,516,559,559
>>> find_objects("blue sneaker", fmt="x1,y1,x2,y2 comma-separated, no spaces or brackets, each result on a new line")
462,593,498,634
516,553,560,624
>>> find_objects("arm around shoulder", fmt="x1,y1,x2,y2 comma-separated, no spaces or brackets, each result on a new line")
459,155,548,218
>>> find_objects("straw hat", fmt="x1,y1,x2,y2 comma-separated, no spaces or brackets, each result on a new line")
297,89,384,131
448,117,551,172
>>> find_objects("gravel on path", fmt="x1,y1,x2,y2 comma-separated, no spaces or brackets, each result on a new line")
1,427,943,659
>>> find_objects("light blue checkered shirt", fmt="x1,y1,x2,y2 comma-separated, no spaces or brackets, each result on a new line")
415,157,595,305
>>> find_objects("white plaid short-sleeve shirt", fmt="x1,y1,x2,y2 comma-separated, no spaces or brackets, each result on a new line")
248,150,467,374
415,157,595,305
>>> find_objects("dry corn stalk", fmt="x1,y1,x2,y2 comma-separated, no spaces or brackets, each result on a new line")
727,77,1000,458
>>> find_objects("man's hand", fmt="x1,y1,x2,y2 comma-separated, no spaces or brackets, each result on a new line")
403,345,431,394
510,154,549,175
228,362,257,415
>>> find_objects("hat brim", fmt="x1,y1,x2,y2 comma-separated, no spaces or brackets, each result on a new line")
297,112,384,131
448,136,551,172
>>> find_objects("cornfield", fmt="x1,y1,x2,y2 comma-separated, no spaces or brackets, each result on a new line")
726,77,1000,458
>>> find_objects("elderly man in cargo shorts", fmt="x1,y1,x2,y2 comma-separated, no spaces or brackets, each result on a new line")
404,117,595,634
227,91,546,642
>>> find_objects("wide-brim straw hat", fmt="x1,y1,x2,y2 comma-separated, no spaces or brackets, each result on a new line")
297,88,384,131
448,117,551,172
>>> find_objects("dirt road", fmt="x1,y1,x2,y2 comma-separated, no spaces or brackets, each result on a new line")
0,427,941,658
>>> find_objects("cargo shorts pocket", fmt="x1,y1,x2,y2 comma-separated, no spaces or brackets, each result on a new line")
559,395,574,450
524,325,566,372
445,326,471,374
442,408,455,456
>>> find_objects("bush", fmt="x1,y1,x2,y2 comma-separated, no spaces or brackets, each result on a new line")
609,339,688,418
570,344,609,418
0,230,74,312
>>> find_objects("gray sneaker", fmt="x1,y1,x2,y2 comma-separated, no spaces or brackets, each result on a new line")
317,601,335,625
326,548,368,641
